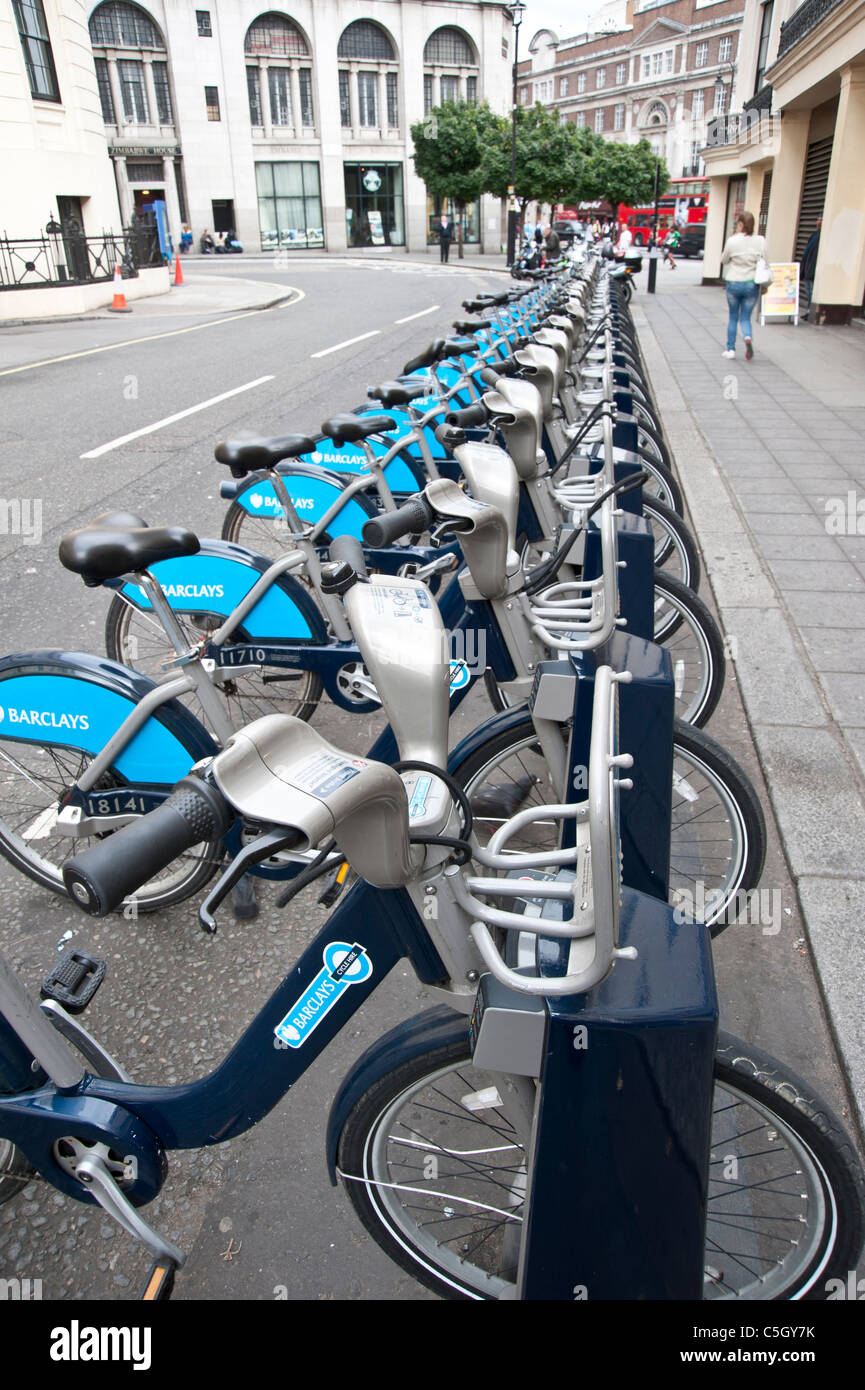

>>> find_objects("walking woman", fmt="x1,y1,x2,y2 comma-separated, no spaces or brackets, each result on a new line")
720,211,767,360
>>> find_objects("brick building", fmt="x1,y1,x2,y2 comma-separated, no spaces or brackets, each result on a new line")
518,0,745,193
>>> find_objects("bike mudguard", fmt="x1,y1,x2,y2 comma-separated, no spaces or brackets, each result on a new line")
231,463,376,539
296,436,423,495
325,1005,465,1183
110,538,327,643
0,651,218,785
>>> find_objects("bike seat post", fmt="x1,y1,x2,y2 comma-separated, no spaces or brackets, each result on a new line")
361,442,396,511
265,469,353,642
132,570,232,735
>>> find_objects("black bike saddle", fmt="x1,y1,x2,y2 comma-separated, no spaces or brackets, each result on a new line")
59,521,199,586
214,434,315,478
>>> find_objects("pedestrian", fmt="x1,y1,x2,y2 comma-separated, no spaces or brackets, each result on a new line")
436,213,453,263
615,221,633,256
664,226,681,268
201,228,215,254
544,224,561,262
720,211,767,360
180,223,193,254
800,216,821,309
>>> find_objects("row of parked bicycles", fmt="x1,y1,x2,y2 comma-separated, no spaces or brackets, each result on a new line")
0,252,862,1302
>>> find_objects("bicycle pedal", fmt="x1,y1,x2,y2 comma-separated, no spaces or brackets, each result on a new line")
41,950,106,1014
141,1259,177,1301
318,860,351,907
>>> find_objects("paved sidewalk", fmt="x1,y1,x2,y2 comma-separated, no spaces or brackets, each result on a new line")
634,260,865,1129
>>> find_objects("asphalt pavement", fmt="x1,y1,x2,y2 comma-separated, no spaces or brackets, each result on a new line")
0,257,861,1302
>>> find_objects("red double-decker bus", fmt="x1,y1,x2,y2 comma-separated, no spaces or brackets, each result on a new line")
618,177,709,246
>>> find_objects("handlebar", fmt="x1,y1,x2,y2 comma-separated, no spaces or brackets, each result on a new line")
446,402,489,429
63,776,234,917
361,495,434,548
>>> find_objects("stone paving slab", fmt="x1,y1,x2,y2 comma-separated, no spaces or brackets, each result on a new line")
633,264,865,1131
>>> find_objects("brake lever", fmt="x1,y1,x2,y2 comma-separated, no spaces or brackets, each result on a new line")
198,827,302,934
429,518,474,547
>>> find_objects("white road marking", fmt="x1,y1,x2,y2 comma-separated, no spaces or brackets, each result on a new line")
394,304,440,324
310,329,381,359
79,376,275,459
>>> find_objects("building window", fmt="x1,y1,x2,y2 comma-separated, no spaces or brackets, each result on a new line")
575,110,586,127
386,70,398,126
268,68,291,124
338,20,394,61
152,60,172,123
423,73,433,115
642,55,650,79
534,79,552,102
127,159,163,183
665,48,674,72
358,71,378,127
714,82,728,114
594,107,605,132
577,72,586,93
344,162,404,247
246,13,308,58
719,36,732,63
205,84,220,120
647,101,667,125
247,67,263,125
652,52,662,75
754,2,774,93
196,10,211,37
616,63,626,84
520,86,530,103
695,43,708,68
424,26,474,65
256,160,323,249
441,74,460,103
614,103,624,131
90,1,164,49
94,56,115,122
596,67,606,89
560,76,569,96
466,75,477,104
300,68,314,126
691,89,704,119
339,71,352,125
13,0,61,101
119,59,149,122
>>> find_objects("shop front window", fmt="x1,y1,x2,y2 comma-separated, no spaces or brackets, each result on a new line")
426,194,479,245
344,163,404,247
256,160,324,250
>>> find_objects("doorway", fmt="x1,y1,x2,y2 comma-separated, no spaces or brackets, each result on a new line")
212,199,236,234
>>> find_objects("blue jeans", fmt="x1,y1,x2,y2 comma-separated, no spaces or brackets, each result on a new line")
726,280,759,350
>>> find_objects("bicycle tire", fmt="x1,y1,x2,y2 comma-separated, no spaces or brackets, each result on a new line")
336,1025,865,1300
451,713,766,934
652,571,726,727
643,496,700,590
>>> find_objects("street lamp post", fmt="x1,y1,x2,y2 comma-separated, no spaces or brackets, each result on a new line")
505,0,527,268
713,63,736,142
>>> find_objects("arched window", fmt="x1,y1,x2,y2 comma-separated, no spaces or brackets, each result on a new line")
424,26,476,66
88,2,172,127
89,1,163,49
337,20,398,133
338,20,394,61
646,101,668,125
423,25,479,114
245,13,308,58
245,12,314,133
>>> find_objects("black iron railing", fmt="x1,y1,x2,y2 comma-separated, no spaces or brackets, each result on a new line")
744,84,773,113
0,217,162,291
778,0,844,58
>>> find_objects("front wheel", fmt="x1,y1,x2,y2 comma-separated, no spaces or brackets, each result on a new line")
452,714,765,934
337,1025,865,1300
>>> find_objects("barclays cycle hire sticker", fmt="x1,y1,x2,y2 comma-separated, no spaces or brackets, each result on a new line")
448,659,471,693
275,943,373,1049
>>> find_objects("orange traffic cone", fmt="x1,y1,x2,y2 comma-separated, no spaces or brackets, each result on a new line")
173,253,184,287
107,263,132,313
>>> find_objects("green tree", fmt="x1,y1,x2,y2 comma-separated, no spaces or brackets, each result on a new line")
410,102,506,259
584,138,670,215
482,105,606,237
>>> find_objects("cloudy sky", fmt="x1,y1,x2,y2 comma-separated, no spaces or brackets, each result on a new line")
519,1,598,44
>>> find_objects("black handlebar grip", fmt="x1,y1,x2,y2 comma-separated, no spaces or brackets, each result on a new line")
328,534,369,580
446,402,489,428
63,777,233,917
361,496,433,547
